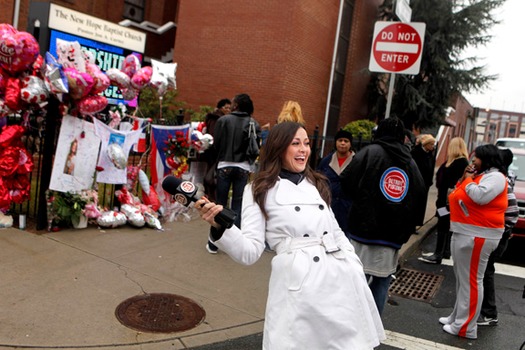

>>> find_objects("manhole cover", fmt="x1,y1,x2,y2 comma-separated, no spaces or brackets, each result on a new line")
389,268,444,303
115,293,206,333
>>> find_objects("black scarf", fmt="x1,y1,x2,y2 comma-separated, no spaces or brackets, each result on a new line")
279,169,305,185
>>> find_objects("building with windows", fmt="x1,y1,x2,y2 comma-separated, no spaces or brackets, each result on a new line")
3,0,491,154
474,108,525,146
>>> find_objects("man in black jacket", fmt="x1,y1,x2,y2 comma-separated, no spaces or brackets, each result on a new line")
340,116,426,314
206,93,261,254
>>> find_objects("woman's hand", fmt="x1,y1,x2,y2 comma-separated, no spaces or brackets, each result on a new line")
195,198,224,229
460,164,476,182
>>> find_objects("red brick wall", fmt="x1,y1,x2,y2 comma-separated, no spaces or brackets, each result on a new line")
3,0,381,134
340,0,382,126
173,0,341,133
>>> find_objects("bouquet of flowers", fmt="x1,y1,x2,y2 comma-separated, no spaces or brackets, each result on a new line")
46,189,99,230
163,130,190,178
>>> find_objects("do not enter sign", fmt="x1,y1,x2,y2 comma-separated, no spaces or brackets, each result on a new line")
369,21,426,75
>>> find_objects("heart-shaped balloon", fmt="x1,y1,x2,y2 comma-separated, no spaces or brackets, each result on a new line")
20,76,49,104
0,24,17,38
86,63,110,94
63,67,94,100
0,31,40,74
122,54,141,78
106,68,130,90
77,95,108,115
130,66,152,90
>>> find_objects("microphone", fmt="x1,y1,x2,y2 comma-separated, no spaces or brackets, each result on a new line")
161,175,237,228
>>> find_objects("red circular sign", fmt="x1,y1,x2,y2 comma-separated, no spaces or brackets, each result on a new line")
373,23,422,72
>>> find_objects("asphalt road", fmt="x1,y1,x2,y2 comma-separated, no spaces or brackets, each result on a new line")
188,228,525,350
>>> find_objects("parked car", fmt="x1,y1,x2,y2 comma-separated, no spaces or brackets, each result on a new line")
507,148,525,239
495,138,525,149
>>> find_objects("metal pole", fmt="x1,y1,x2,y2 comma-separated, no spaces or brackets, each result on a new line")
384,73,396,119
36,96,58,230
320,0,345,156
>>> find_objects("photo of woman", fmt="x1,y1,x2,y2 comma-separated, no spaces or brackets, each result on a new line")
63,139,78,175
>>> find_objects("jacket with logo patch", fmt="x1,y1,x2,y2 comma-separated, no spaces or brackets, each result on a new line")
340,137,426,249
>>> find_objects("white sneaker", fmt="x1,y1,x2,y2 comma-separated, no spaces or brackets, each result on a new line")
206,244,218,254
439,317,449,325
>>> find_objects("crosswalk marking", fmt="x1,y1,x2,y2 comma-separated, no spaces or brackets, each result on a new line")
382,330,465,349
441,259,525,279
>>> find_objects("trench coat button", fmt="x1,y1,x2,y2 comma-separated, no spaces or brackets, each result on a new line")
313,256,320,262
319,205,324,210
295,206,301,212
323,231,328,235
303,234,310,237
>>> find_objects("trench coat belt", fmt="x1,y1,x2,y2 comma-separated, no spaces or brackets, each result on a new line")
274,232,343,257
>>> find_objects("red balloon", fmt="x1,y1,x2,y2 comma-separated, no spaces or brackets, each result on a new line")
77,95,108,115
4,77,22,111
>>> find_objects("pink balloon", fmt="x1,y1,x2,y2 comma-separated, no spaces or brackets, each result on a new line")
122,54,141,77
63,67,94,100
0,31,40,74
130,66,152,90
86,63,110,94
0,24,17,38
77,95,108,115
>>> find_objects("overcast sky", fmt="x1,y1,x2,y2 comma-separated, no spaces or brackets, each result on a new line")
462,0,525,112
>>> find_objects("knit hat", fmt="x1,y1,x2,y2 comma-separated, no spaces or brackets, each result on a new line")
335,129,353,142
420,134,435,146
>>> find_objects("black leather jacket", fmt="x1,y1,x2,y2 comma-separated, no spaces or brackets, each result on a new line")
214,111,261,163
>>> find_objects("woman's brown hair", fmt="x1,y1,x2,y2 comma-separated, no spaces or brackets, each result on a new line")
251,122,331,219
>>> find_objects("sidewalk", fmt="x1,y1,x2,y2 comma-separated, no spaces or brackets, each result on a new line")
0,187,437,350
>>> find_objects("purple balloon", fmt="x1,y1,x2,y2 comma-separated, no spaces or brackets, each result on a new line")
0,117,6,129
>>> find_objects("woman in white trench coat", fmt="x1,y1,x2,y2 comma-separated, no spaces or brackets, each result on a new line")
196,122,385,349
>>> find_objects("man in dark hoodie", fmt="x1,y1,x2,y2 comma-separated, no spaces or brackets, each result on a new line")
340,116,426,314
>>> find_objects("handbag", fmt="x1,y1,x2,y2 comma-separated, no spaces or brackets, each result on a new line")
246,119,259,164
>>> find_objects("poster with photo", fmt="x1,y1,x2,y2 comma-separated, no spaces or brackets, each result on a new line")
93,118,143,184
50,116,101,193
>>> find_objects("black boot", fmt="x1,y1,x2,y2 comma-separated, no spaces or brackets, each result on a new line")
418,254,442,264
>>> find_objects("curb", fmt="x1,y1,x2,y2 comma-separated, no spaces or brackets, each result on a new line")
399,216,438,264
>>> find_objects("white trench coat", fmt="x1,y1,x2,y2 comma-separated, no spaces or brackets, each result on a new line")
211,178,385,350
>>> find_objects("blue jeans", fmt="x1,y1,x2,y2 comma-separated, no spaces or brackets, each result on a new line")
366,274,393,315
208,166,250,251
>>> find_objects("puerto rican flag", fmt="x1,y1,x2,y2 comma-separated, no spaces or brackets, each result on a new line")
150,124,191,202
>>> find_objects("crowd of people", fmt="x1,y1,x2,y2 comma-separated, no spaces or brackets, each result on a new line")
194,94,515,347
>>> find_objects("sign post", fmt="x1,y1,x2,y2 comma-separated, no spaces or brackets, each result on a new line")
369,21,426,118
